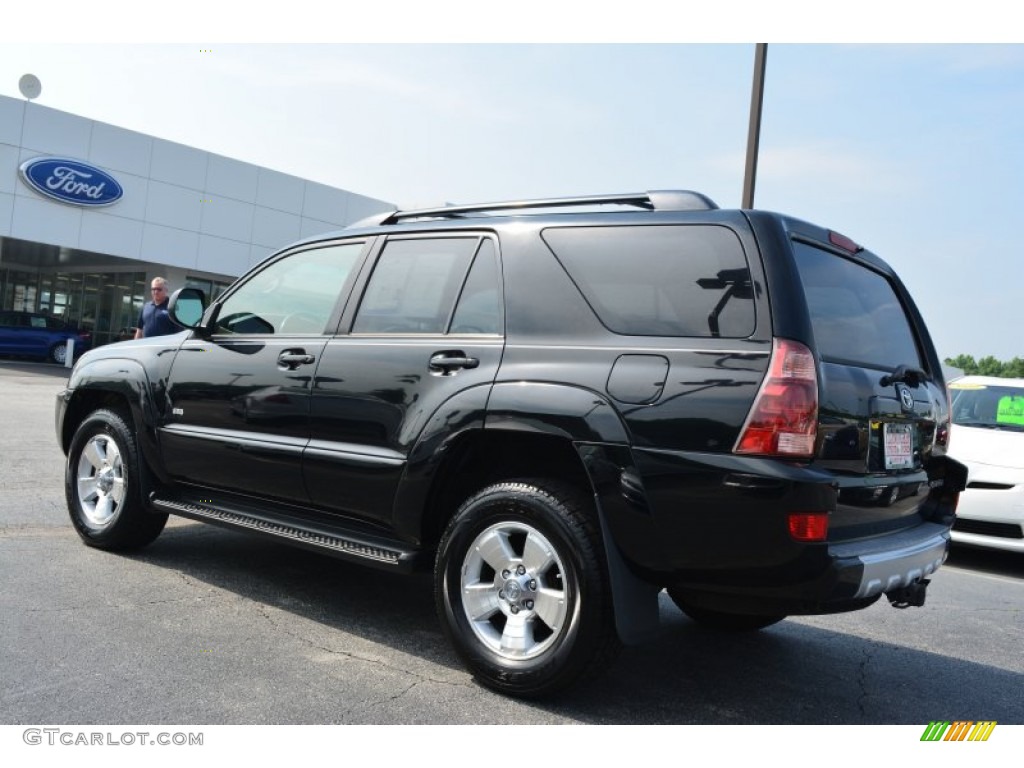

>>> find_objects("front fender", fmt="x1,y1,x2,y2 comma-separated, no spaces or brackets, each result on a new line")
58,357,167,482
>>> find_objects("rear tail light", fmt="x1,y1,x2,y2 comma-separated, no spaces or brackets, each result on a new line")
735,337,818,458
788,513,828,542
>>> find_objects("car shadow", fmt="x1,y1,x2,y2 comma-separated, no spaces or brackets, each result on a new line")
130,521,1024,724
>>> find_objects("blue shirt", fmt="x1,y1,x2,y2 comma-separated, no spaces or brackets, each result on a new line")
137,299,178,338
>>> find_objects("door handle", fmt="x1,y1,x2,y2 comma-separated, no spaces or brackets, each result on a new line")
429,351,480,375
278,350,315,369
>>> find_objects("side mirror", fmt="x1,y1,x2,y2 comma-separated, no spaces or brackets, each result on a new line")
168,288,207,330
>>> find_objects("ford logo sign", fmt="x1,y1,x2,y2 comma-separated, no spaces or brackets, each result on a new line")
19,157,123,207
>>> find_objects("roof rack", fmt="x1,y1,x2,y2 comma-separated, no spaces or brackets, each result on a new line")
348,189,718,228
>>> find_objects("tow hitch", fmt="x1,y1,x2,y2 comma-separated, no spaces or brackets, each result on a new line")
887,578,929,608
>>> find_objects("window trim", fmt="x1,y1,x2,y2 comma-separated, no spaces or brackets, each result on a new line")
207,239,370,338
344,233,504,338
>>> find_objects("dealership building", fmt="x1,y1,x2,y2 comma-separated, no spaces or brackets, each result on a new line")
0,93,393,347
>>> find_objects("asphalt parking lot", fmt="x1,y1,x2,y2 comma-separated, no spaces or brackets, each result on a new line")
1,358,1022,725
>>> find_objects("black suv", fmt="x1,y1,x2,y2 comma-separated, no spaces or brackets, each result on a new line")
56,190,965,697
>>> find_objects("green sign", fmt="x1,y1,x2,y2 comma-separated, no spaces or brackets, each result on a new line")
996,395,1024,425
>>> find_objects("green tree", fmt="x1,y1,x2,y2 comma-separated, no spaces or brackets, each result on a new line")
1006,357,1024,378
977,356,1004,376
944,354,977,375
943,354,1024,378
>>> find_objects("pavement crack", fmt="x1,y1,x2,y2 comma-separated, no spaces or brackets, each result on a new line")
254,603,467,689
855,643,872,718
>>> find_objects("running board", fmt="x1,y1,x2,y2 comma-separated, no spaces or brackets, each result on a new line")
150,494,420,572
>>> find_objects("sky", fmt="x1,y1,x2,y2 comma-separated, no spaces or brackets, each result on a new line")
1,5,1022,366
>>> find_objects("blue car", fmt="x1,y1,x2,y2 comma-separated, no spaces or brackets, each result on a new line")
0,311,92,364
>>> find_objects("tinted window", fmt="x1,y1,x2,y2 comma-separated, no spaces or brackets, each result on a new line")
450,239,502,334
353,237,479,334
215,243,362,335
541,225,755,337
792,242,921,370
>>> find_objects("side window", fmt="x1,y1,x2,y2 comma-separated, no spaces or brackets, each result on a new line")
450,239,502,334
352,237,479,334
215,243,363,335
541,225,756,337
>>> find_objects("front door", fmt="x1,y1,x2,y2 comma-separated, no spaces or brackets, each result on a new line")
160,241,367,505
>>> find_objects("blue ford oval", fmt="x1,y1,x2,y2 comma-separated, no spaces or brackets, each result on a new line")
19,157,123,207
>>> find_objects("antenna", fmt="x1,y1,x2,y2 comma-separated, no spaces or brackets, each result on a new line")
18,74,41,101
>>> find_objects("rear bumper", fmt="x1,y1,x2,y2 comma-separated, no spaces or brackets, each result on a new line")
664,522,950,616
590,445,963,616
829,522,948,601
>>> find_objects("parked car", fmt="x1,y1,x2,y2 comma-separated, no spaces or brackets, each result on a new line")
948,375,1024,553
0,310,92,364
54,190,965,697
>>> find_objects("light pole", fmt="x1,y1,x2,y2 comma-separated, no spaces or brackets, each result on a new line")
742,44,767,209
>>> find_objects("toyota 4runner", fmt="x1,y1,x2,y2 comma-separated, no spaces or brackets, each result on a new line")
56,190,966,697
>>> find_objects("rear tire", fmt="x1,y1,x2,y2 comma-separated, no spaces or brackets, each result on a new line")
65,408,167,550
668,588,785,631
435,480,620,698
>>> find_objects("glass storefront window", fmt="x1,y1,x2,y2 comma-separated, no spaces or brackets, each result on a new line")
0,268,155,348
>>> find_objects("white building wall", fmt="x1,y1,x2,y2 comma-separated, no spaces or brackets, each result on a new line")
0,95,393,276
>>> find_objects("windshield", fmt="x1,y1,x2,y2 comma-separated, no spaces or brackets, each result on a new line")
950,382,1024,432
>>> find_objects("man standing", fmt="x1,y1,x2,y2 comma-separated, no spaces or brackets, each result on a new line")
134,277,179,339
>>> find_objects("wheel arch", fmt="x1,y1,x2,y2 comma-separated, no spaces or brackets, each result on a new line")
395,380,633,546
395,381,661,644
59,358,166,483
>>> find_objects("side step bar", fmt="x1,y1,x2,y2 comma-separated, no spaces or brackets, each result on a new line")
150,494,421,573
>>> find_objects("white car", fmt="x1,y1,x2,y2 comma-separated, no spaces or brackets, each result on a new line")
948,376,1024,553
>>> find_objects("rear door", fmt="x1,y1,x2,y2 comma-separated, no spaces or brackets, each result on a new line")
304,233,504,528
791,238,948,538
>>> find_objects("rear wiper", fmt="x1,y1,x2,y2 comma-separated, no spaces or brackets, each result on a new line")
880,365,928,388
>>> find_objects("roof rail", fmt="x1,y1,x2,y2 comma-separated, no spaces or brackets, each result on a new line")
349,190,717,227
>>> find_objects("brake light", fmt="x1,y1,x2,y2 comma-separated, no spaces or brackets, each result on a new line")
828,230,861,253
735,338,818,458
788,513,828,542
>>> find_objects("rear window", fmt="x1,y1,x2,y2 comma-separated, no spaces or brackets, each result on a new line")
792,241,921,370
541,225,755,337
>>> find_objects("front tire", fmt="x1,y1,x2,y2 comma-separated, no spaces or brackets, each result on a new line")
435,480,620,698
65,408,167,550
